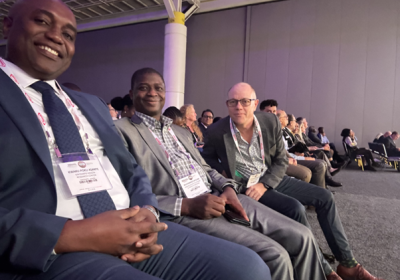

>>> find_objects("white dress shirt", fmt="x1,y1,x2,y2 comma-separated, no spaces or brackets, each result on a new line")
1,59,130,220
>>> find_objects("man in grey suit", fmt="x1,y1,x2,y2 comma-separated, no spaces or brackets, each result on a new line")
202,82,383,280
115,68,326,280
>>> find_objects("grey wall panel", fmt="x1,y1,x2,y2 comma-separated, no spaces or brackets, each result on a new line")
362,0,398,145
248,1,292,110
185,7,246,118
308,1,341,142
393,1,400,131
59,20,165,102
285,0,317,120
334,0,368,147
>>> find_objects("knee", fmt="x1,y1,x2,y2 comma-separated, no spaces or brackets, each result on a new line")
317,189,335,207
228,246,271,280
303,170,312,183
286,199,307,221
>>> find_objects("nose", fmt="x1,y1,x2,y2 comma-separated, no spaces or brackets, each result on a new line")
45,26,63,45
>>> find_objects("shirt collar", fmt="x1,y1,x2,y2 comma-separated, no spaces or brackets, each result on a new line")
231,116,259,138
1,58,60,94
135,111,173,131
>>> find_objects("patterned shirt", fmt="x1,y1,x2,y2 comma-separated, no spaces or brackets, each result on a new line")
136,112,211,216
232,116,267,181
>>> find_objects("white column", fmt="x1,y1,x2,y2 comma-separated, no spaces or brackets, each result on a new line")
163,15,187,110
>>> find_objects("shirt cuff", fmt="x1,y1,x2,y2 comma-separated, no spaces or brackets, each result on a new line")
174,197,183,216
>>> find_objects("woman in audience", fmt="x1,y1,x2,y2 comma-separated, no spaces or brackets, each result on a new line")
163,106,184,126
341,128,379,171
111,94,135,118
180,104,204,148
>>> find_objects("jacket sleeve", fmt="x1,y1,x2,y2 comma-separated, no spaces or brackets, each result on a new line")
259,115,288,189
0,207,69,272
202,131,225,174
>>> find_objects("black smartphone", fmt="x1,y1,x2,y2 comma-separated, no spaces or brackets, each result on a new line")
223,209,250,227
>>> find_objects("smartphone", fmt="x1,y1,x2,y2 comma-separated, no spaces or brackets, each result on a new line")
223,210,251,227
195,141,204,147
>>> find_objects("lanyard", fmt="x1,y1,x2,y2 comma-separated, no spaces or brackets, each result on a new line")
147,124,195,177
0,58,92,157
230,115,266,171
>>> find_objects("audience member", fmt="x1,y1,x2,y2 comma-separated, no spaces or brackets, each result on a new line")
107,103,118,120
282,114,297,147
202,83,382,280
259,99,278,114
317,127,343,163
0,1,272,280
277,110,332,188
341,129,379,171
62,82,81,92
111,94,135,118
115,67,327,280
213,116,221,123
198,109,214,135
180,104,203,146
376,131,392,144
381,131,400,156
163,106,184,126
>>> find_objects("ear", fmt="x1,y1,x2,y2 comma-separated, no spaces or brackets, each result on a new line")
253,99,260,112
3,17,13,39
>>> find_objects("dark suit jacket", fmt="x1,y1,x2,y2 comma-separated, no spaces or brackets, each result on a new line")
0,70,157,272
382,137,397,152
282,127,295,147
199,122,207,136
307,132,322,145
302,133,322,148
202,112,288,190
115,116,237,215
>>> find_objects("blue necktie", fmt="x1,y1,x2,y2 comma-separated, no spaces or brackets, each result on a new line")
30,81,116,218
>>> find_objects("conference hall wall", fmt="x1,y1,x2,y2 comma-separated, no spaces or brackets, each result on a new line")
2,0,400,150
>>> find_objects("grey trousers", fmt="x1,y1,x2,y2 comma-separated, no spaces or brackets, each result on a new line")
173,195,326,280
297,159,326,188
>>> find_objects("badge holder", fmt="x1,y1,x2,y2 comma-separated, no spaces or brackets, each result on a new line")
178,172,210,198
57,152,114,197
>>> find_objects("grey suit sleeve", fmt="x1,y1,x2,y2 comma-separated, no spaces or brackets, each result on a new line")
259,116,288,189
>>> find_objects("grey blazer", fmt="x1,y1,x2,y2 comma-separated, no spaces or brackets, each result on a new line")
115,115,236,215
202,112,288,189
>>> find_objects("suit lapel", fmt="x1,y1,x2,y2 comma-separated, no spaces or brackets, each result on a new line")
130,115,178,183
0,71,54,182
223,130,237,180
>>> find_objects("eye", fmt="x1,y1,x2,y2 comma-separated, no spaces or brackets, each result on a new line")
156,86,164,91
63,32,74,41
34,18,48,25
138,86,148,91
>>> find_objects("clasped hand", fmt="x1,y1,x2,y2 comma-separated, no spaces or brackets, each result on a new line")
55,206,167,263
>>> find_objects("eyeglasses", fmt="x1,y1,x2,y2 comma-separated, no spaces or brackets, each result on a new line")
202,116,213,119
279,116,288,119
226,98,256,107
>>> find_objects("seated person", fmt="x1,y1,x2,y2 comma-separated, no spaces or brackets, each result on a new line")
111,94,135,118
277,110,341,188
260,99,278,114
198,109,214,135
308,126,323,145
180,104,204,148
202,82,383,280
381,131,400,156
376,131,392,144
341,129,379,171
317,127,343,163
115,68,324,280
163,106,184,126
0,2,270,280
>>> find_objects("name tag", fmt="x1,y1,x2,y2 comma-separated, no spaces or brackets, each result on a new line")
59,159,113,196
246,173,261,188
179,172,210,198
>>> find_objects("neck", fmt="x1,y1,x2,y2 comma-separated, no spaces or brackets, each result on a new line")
137,109,161,121
186,120,194,127
234,118,254,134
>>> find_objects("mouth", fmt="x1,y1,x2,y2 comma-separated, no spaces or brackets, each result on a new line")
36,44,62,58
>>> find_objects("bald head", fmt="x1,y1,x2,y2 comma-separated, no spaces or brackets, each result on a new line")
228,83,256,100
3,0,77,80
276,109,288,128
383,131,392,138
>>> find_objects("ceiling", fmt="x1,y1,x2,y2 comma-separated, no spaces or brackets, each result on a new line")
0,0,276,42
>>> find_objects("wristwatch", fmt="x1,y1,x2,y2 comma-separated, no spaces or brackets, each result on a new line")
143,205,160,223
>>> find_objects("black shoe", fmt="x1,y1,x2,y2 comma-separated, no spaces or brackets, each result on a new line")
330,167,342,176
326,177,343,187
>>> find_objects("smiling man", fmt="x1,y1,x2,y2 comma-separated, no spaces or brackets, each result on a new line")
0,1,271,280
115,68,327,280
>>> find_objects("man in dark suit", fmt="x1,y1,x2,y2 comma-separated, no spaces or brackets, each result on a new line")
0,1,271,279
382,131,400,156
115,68,326,280
202,82,383,280
198,109,214,135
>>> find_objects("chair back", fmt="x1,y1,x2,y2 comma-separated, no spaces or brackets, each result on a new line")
342,141,350,157
368,142,388,157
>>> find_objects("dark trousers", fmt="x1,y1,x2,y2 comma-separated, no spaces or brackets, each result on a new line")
259,176,353,263
351,148,374,164
1,222,270,280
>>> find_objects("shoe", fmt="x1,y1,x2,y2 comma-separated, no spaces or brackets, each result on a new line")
327,271,343,280
330,166,342,176
326,177,343,187
337,264,385,280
